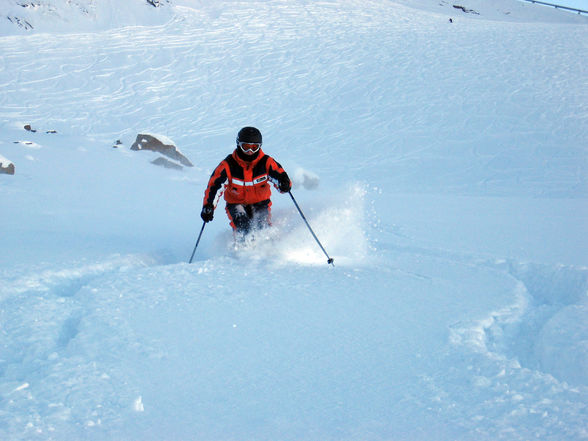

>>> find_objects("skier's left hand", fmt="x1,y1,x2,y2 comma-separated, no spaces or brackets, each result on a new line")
278,174,291,193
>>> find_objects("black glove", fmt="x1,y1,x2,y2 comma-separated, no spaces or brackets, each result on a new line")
278,174,291,193
200,204,214,222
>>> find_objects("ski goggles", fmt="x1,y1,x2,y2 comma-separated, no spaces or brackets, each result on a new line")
238,142,261,154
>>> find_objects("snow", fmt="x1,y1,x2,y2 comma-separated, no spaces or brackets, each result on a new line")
0,0,587,440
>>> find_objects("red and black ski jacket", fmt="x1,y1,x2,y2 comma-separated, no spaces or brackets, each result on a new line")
203,149,290,207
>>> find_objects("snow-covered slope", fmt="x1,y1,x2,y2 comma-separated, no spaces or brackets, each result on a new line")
1,0,586,36
0,0,587,440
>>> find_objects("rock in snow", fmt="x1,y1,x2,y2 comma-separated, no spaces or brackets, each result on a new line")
0,154,15,175
130,133,193,169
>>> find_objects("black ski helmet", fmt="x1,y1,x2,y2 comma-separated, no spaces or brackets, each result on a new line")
236,126,262,145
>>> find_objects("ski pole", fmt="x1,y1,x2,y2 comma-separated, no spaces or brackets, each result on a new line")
188,221,206,264
288,191,334,266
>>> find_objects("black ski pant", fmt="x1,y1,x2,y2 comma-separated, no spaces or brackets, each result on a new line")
225,199,271,235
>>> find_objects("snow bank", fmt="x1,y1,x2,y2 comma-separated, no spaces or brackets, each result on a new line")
503,262,588,386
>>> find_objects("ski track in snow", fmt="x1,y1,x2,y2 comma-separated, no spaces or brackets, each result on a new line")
0,254,156,435
374,240,588,440
1,227,586,439
0,0,587,439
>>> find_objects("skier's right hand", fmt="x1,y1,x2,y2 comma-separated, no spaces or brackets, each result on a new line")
201,204,214,222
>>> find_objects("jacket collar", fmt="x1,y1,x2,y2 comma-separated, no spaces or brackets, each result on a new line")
233,148,264,166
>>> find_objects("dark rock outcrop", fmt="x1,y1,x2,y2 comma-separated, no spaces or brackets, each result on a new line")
453,5,480,14
0,156,15,175
130,133,193,168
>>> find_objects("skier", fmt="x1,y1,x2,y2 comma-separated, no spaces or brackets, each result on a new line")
200,126,292,238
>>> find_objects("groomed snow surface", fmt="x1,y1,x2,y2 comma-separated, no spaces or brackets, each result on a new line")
0,0,587,440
